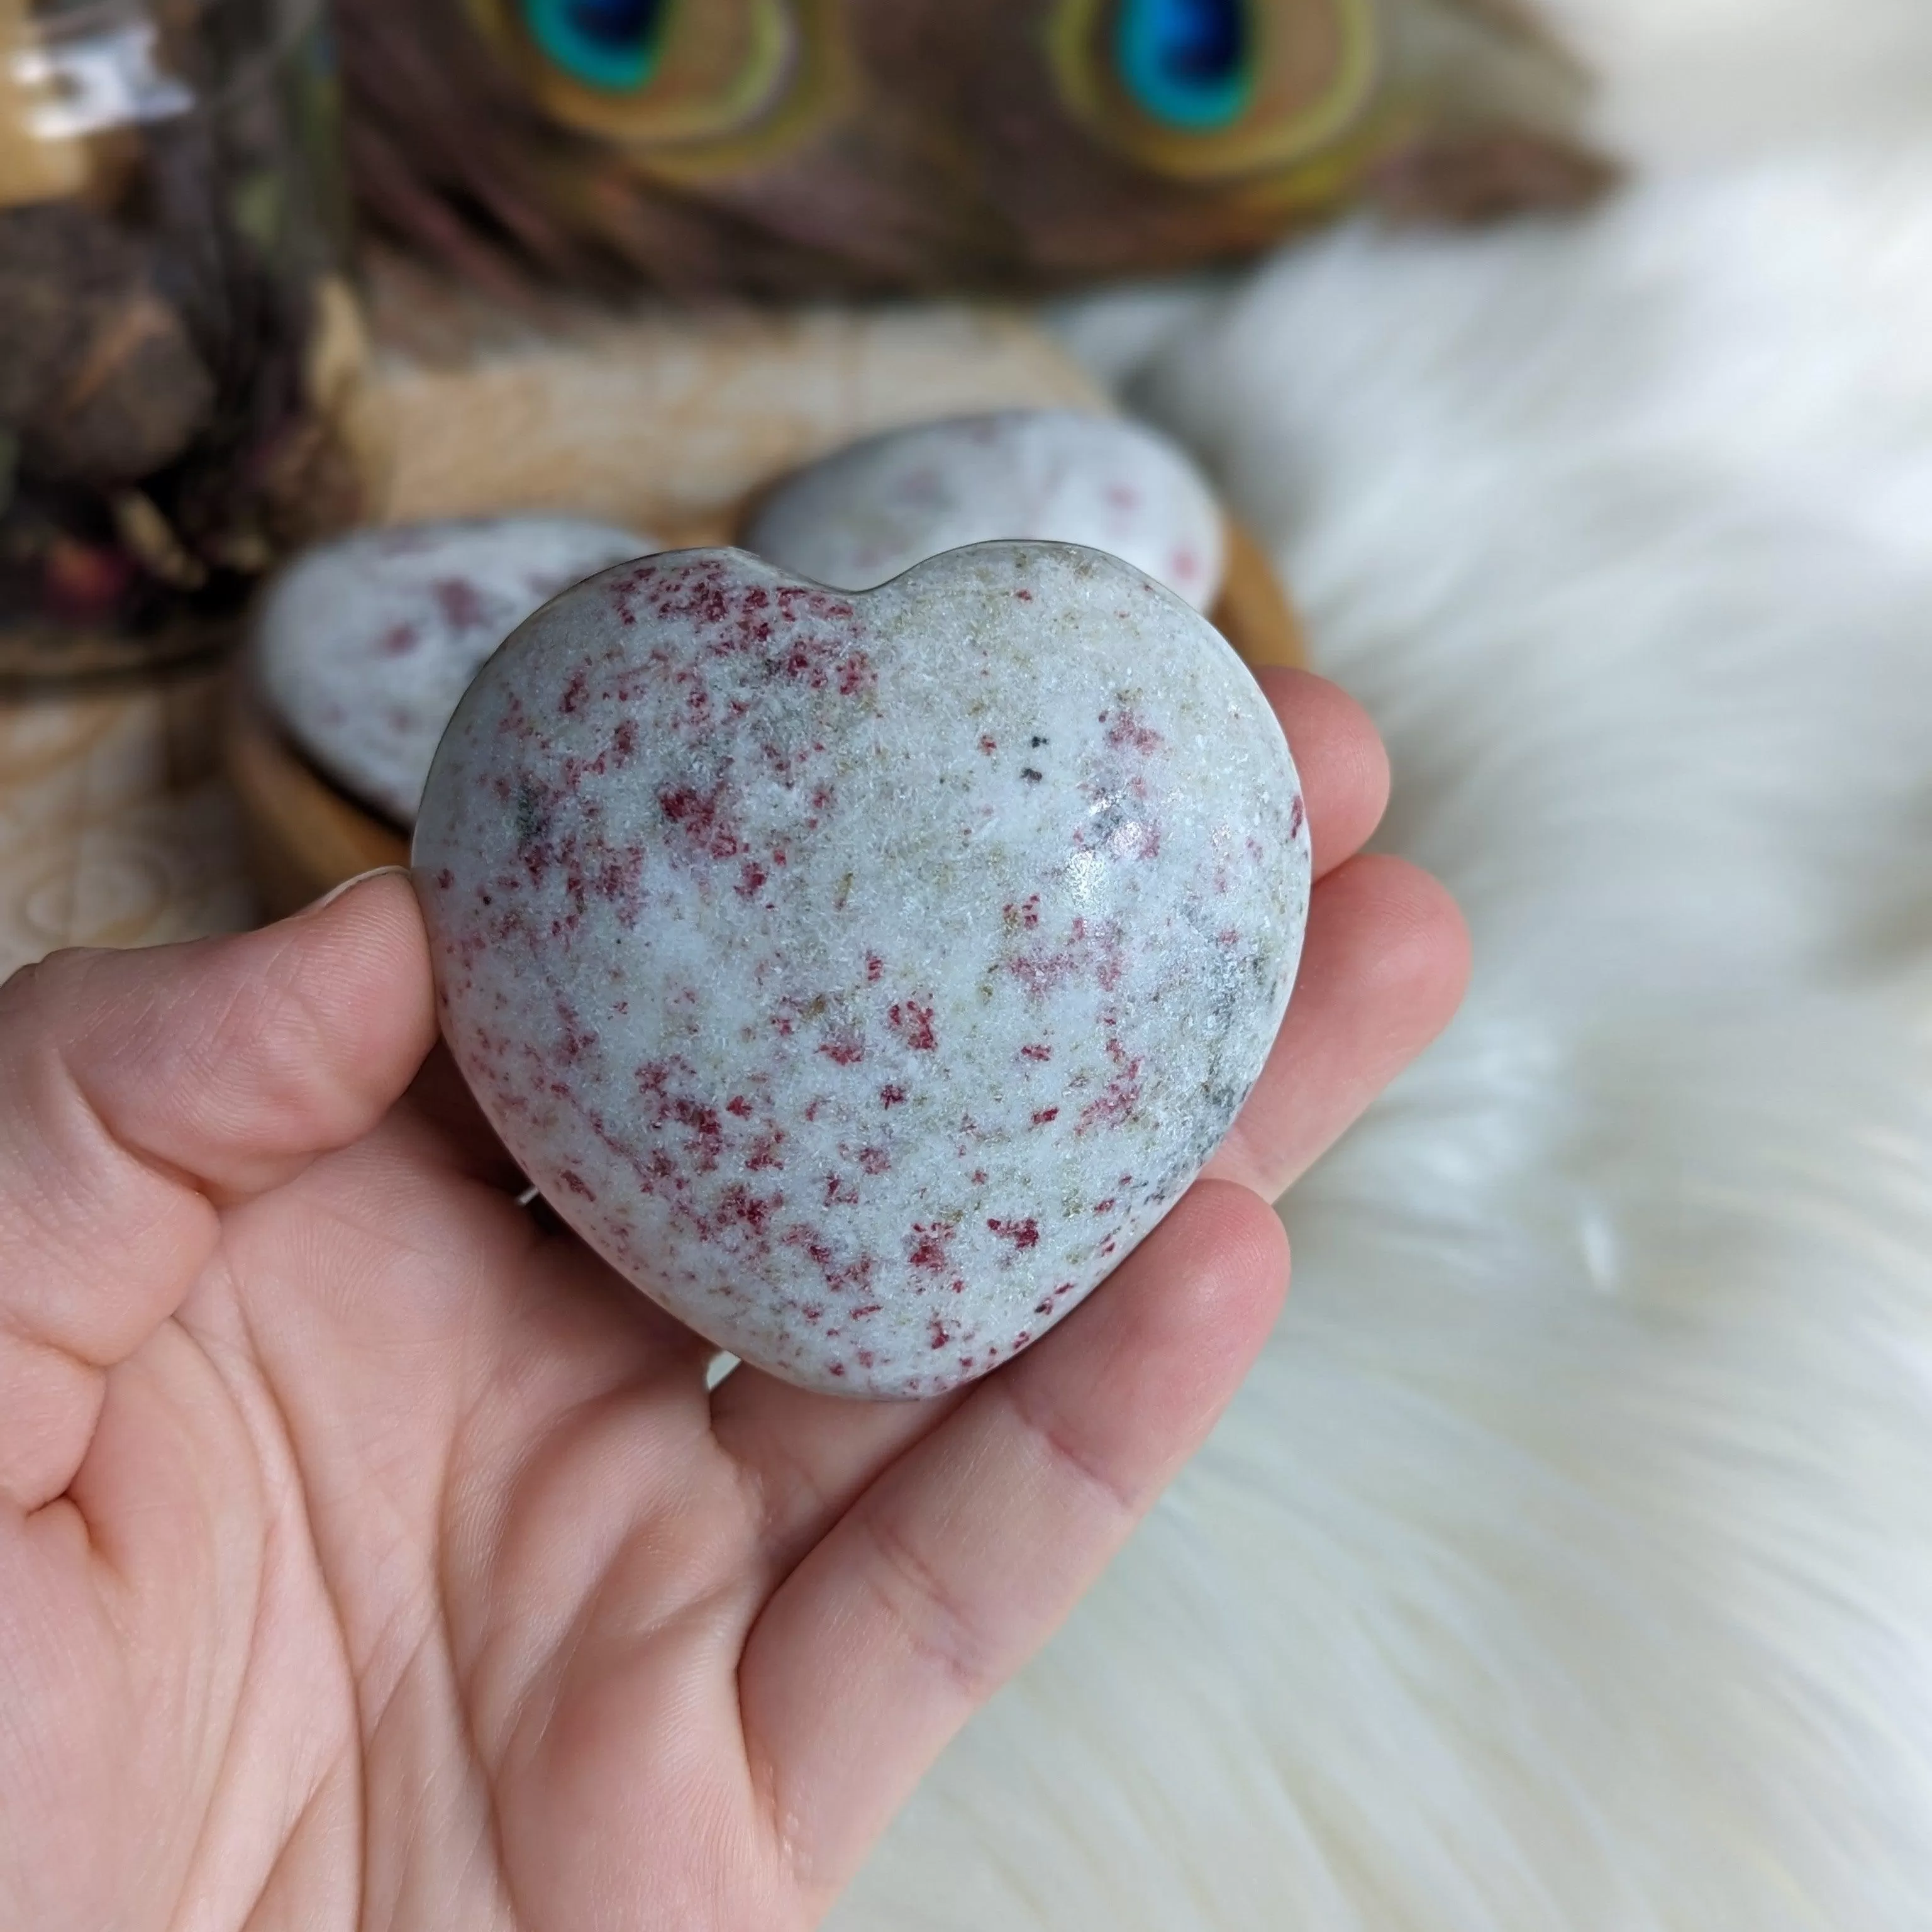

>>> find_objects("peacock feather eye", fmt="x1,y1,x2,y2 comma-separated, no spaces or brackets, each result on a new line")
525,0,671,93
1114,0,1254,131
468,0,847,174
1049,0,1379,185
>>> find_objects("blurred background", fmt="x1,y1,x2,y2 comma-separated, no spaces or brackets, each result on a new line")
5,1,1931,1927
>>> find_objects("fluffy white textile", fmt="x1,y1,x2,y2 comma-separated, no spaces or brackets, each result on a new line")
836,4,1932,1926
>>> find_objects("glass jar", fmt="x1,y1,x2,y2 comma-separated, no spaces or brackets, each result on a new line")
0,0,360,678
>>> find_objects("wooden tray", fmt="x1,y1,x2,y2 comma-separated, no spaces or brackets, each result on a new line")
226,514,1306,919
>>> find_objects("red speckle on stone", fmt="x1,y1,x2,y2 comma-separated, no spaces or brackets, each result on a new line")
865,952,884,983
824,1172,859,1206
378,622,418,656
889,1000,937,1052
1020,1043,1052,1062
1094,1197,1117,1214
1077,1037,1143,1135
558,1170,595,1199
1002,894,1042,932
737,859,768,899
560,667,590,714
435,868,454,890
1033,1298,1055,1316
1014,587,1035,601
745,1130,785,1172
929,1319,952,1350
819,1028,865,1067
879,1084,908,1108
856,1145,891,1175
1102,708,1163,757
635,1058,728,1174
657,783,741,861
1289,793,1305,838
908,1223,955,1272
979,735,998,755
971,1168,987,1185
432,578,489,629
988,1216,1041,1250
716,1184,782,1238
1004,915,1126,1002
1030,1107,1059,1126
828,1362,845,1377
726,1095,753,1118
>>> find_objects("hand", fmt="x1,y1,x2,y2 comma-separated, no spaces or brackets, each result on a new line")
0,670,1467,1932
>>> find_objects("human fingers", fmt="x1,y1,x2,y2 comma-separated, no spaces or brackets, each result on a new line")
736,1180,1287,1900
0,872,435,1509
1205,853,1470,1201
1251,666,1389,877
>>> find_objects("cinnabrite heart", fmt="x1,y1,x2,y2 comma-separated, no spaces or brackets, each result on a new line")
744,409,1226,610
413,541,1307,1397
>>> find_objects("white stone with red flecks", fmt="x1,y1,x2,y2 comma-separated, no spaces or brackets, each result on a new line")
414,541,1306,1398
744,409,1228,611
254,516,657,826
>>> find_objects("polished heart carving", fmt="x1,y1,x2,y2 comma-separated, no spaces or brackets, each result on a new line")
414,541,1307,1397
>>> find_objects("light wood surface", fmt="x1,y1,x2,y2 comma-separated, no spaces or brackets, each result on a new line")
1216,519,1306,669
0,667,255,980
223,673,409,921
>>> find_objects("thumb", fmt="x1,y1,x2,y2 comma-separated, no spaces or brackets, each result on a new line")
0,870,435,1509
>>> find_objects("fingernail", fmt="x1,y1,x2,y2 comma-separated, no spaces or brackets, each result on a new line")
302,863,413,917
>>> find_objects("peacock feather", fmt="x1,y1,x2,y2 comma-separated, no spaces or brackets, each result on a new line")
336,0,1611,299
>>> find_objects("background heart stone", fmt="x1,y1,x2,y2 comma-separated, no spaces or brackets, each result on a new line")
414,542,1307,1396
255,516,655,826
744,409,1228,610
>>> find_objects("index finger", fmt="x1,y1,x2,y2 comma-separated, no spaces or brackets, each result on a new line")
1253,667,1390,878
0,874,436,1511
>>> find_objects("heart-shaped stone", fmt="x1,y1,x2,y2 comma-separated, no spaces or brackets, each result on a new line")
414,543,1307,1397
255,516,656,825
743,409,1226,610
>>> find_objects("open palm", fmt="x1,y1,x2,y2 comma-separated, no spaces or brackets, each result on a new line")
1,670,1465,1932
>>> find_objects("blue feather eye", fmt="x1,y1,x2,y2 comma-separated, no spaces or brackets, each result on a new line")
525,0,670,91
1114,0,1253,131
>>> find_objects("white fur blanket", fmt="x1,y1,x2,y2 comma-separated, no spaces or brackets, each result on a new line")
838,4,1932,1926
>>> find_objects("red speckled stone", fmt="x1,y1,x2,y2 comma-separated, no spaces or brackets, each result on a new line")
254,516,655,826
414,543,1307,1398
745,409,1227,611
